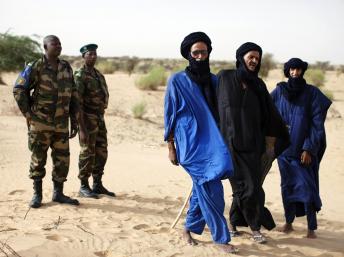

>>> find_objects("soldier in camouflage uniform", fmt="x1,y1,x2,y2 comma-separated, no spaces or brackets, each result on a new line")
74,44,115,198
13,35,87,208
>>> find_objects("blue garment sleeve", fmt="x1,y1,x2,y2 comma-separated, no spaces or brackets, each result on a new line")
302,88,332,157
164,75,178,141
13,64,35,117
14,64,33,89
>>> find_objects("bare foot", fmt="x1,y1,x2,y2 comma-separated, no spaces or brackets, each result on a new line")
216,243,239,254
307,230,317,239
278,223,294,233
182,229,198,245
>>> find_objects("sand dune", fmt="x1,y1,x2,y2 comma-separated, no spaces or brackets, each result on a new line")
0,70,343,257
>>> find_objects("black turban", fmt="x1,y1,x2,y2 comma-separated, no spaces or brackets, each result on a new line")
180,32,212,59
235,42,263,71
283,58,308,78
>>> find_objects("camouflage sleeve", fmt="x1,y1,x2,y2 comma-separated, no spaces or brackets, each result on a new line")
13,64,35,118
69,68,80,121
74,69,85,107
103,74,109,109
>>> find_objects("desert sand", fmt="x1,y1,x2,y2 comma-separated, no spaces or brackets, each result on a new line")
0,70,343,257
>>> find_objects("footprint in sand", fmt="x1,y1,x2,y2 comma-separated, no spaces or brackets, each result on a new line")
133,224,150,230
46,234,69,242
94,251,109,257
8,190,26,195
46,235,62,241
169,253,183,257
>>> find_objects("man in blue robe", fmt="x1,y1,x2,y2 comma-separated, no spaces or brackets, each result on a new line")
164,32,237,253
271,58,332,238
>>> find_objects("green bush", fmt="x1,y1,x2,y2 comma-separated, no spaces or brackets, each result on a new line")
0,33,41,72
311,61,333,71
336,65,344,76
321,88,334,101
136,66,167,90
96,59,118,74
171,62,188,74
260,53,276,78
211,61,235,75
125,57,139,76
304,69,325,87
132,101,147,119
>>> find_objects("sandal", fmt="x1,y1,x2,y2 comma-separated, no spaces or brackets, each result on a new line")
229,230,241,237
252,234,267,244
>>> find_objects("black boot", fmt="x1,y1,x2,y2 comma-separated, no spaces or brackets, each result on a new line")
79,179,98,199
30,179,42,208
92,176,115,197
52,180,79,205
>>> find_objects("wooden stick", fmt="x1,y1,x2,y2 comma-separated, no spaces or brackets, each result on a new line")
170,186,193,229
23,207,31,220
76,225,95,236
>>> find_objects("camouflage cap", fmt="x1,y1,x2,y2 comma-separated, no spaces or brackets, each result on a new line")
80,44,98,55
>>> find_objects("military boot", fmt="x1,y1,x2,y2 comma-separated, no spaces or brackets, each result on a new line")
79,179,98,199
52,180,79,205
92,176,116,197
30,179,42,208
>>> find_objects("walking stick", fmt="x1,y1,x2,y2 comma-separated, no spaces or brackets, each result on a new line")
170,186,193,229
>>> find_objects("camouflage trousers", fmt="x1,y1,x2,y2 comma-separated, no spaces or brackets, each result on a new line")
78,115,108,180
28,130,70,182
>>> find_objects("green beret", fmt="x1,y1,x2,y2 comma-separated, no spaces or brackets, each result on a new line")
80,44,98,55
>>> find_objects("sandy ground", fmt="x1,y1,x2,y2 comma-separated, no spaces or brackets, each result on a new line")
0,70,343,257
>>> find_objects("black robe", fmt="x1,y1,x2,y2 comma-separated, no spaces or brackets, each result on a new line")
217,70,289,231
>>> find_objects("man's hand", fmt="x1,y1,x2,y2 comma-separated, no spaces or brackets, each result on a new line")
168,141,179,166
265,136,276,159
25,112,32,129
79,127,89,144
69,121,78,139
301,151,312,165
265,146,275,160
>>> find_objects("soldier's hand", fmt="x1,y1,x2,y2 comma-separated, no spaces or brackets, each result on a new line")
79,128,89,144
168,142,179,166
301,151,312,165
69,122,78,139
25,112,32,129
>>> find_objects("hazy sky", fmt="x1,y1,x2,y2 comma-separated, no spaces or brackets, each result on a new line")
1,0,343,64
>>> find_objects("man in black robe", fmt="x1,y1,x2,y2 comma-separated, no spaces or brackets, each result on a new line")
216,42,289,243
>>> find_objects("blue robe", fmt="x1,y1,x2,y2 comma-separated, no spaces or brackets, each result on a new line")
271,84,331,218
164,71,233,184
164,71,234,243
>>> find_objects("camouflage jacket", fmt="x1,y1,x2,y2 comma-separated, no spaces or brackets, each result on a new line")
13,55,79,132
74,65,109,116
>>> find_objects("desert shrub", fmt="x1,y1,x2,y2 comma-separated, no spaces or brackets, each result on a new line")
260,53,276,78
132,101,147,119
0,33,41,72
211,61,235,75
96,59,118,74
304,69,325,87
135,62,154,73
125,57,139,76
171,61,188,73
336,65,344,76
310,61,334,71
320,88,334,101
136,66,167,90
